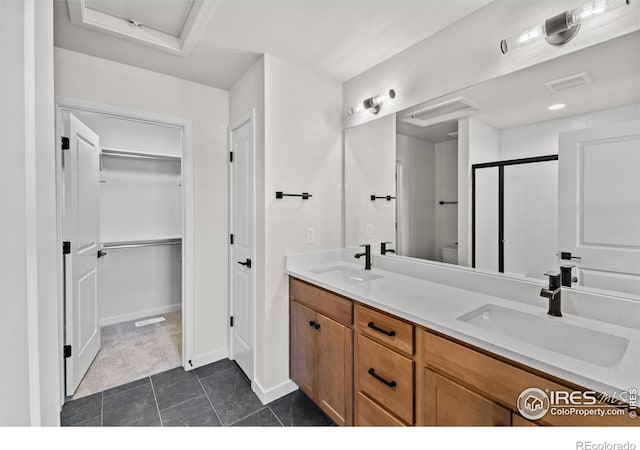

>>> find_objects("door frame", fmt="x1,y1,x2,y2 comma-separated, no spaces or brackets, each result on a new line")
55,96,194,404
471,154,558,271
227,109,257,386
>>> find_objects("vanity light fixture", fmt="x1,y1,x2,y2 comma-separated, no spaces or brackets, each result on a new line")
547,103,566,111
347,89,396,116
500,0,631,54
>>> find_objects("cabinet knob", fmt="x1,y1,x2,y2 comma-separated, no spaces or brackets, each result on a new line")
309,321,315,327
314,323,320,330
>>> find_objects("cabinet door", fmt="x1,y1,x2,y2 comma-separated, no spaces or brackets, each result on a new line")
290,300,317,400
317,313,352,426
424,369,511,426
512,414,539,427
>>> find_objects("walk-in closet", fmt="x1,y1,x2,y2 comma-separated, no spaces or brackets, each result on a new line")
61,108,184,399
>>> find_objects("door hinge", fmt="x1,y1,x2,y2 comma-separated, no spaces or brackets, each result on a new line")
97,250,107,258
63,345,72,358
230,316,234,327
61,137,70,150
62,241,71,255
229,151,234,163
230,234,234,245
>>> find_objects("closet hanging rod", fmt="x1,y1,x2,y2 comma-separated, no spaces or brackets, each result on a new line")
101,147,181,162
102,237,182,250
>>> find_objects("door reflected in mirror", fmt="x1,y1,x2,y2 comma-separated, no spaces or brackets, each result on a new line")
344,30,640,299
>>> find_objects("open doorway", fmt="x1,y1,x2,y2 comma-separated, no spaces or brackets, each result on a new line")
56,98,193,400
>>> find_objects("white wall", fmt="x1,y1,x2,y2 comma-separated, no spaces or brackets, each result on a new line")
458,118,500,267
54,48,229,366
344,1,640,129
500,103,640,160
261,55,343,397
434,139,458,261
0,0,59,426
396,134,435,260
345,115,396,250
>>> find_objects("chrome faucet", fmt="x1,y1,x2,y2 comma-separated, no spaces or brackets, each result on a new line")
540,271,562,317
355,244,372,270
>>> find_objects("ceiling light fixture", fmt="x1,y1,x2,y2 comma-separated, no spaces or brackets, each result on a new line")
347,89,396,116
548,103,566,111
500,0,631,54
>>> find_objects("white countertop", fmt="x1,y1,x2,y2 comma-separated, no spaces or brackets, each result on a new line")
286,249,640,401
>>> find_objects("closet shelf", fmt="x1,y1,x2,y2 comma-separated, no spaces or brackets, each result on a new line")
102,237,182,250
101,147,181,162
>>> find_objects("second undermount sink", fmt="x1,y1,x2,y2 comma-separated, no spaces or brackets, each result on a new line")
457,304,630,368
311,265,383,284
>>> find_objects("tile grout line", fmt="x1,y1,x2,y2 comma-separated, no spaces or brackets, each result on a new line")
157,392,207,413
227,406,269,427
149,377,164,427
196,376,224,426
267,406,285,427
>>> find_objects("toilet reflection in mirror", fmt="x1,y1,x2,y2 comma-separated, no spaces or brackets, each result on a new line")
344,31,640,298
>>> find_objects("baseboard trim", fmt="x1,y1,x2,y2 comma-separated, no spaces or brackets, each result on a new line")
253,378,299,405
99,304,181,327
185,348,228,371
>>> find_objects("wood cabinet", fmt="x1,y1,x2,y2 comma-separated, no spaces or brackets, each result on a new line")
420,330,638,427
288,276,638,427
354,304,415,425
289,278,353,426
424,369,511,426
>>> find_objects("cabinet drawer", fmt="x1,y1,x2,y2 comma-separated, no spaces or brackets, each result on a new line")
356,392,406,426
423,330,637,426
356,334,414,424
290,278,353,326
356,304,414,355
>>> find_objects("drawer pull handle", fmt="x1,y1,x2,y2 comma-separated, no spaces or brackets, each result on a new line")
368,368,397,388
367,321,396,337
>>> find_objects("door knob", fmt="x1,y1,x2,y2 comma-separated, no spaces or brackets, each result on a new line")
237,259,252,269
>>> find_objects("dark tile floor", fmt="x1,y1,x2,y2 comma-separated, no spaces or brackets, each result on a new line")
61,359,335,427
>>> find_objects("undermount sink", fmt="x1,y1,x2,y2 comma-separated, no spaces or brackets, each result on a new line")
457,304,630,368
311,265,383,284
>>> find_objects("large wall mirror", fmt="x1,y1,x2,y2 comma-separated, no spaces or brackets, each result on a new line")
344,30,640,299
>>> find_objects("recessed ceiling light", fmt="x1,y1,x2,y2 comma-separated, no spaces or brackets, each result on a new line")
548,103,566,111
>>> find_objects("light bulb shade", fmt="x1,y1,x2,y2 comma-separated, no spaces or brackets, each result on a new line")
500,0,631,54
500,24,545,54
347,89,396,116
567,0,629,27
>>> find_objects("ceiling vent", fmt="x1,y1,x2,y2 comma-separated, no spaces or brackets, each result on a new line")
544,72,592,93
399,97,481,128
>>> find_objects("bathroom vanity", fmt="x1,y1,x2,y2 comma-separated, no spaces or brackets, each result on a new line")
287,249,639,427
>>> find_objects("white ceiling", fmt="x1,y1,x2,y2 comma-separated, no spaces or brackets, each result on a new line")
54,0,491,89
397,30,640,143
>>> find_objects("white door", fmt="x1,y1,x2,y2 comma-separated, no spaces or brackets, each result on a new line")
558,120,640,297
229,113,254,381
64,114,102,395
